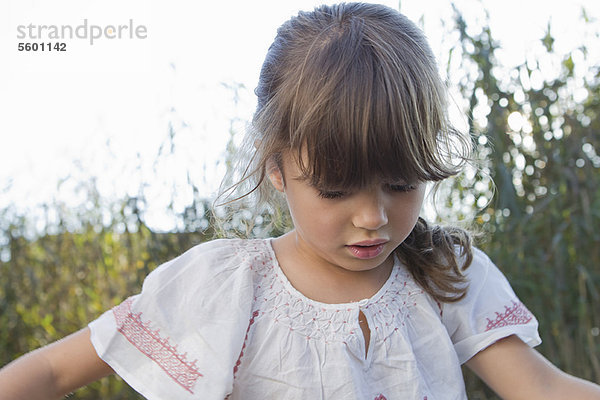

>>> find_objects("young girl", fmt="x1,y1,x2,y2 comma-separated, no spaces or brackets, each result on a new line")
1,3,599,399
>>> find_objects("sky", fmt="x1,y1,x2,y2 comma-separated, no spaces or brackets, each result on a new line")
1,0,598,231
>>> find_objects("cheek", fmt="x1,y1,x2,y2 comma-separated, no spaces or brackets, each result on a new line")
412,188,427,216
286,192,346,232
391,190,426,228
285,188,321,221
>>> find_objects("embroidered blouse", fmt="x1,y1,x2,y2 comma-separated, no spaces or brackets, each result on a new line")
88,238,540,399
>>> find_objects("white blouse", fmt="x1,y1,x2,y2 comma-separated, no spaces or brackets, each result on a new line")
89,238,540,399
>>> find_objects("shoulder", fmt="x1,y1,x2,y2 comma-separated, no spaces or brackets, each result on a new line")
446,246,518,310
181,237,260,260
141,238,272,294
104,238,272,329
460,247,514,298
161,237,270,267
461,247,494,282
441,247,541,363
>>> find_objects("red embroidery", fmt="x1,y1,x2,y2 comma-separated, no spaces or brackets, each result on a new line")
374,395,387,400
233,310,260,377
485,300,533,331
112,297,202,393
435,299,443,317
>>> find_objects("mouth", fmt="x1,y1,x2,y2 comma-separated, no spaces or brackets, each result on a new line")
346,239,388,259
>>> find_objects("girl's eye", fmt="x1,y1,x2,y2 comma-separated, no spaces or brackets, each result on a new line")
318,190,346,199
388,184,416,193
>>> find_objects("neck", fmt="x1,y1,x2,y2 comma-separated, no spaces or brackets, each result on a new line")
271,231,394,304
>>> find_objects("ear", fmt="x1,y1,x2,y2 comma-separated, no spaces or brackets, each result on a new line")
267,158,285,193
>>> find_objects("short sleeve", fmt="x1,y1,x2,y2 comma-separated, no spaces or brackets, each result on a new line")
88,239,255,400
441,248,541,364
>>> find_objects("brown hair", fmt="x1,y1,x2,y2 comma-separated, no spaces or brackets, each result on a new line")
218,3,473,302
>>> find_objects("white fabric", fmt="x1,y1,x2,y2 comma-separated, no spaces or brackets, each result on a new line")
89,238,541,400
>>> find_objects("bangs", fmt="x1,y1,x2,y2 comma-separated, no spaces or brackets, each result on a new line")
286,21,463,189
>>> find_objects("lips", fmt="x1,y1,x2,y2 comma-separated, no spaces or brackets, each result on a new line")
346,239,388,259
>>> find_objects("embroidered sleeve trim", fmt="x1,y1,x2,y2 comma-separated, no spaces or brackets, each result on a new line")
112,297,203,393
484,300,533,332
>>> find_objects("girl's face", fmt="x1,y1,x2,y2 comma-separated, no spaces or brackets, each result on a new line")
269,152,426,274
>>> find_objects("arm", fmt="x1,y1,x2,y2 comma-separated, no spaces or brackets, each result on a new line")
0,327,114,400
466,334,600,399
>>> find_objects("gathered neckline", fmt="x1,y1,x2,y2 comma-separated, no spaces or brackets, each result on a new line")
264,238,401,310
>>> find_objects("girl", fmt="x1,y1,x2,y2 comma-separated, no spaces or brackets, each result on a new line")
1,3,599,399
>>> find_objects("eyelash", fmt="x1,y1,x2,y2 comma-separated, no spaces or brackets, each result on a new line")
388,184,416,193
318,190,346,199
317,184,416,199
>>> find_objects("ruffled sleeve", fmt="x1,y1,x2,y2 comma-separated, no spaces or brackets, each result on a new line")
441,248,541,364
88,239,255,400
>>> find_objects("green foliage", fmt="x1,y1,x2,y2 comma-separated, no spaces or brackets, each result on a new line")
1,7,599,400
0,196,214,399
447,7,600,398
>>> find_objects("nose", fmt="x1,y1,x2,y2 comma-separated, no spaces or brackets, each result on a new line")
351,189,388,230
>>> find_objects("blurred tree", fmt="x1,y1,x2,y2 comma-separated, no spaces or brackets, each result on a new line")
446,7,600,399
